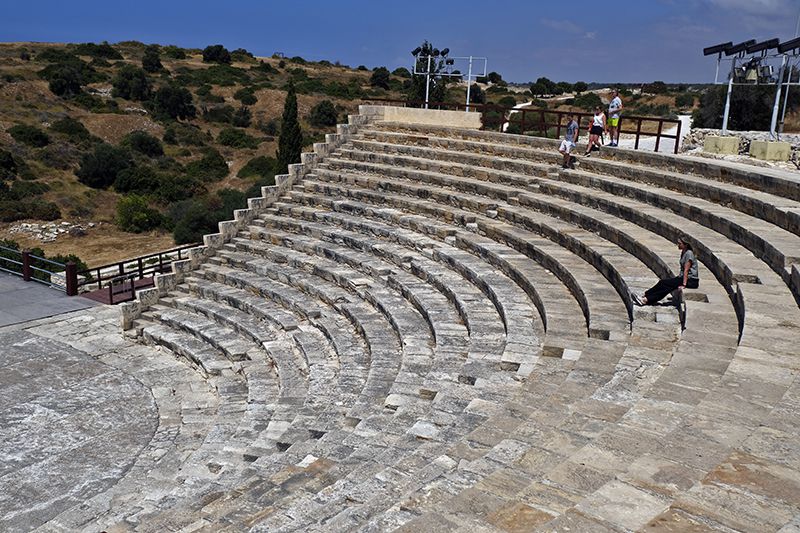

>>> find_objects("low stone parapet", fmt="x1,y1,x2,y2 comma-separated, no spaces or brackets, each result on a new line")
358,105,482,129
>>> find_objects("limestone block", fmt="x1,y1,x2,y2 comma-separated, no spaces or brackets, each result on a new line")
749,140,791,161
704,136,739,155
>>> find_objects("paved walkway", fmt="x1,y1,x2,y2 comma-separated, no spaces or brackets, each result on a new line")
0,272,96,327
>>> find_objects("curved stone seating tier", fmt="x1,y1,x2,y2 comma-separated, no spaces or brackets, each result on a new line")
358,124,800,302
248,211,544,365
86,114,800,532
367,120,800,202
299,172,633,339
268,193,591,354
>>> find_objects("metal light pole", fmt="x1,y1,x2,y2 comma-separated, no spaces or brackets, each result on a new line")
465,56,474,112
770,54,788,139
424,55,432,109
722,59,735,135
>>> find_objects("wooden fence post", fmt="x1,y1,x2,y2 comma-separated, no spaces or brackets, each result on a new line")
65,262,78,296
22,250,31,281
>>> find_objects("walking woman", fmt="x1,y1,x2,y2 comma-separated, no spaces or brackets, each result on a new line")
584,106,606,156
632,237,699,305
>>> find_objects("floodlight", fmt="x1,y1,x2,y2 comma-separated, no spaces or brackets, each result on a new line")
746,38,779,54
445,58,454,65
778,36,800,53
441,48,450,56
704,42,732,56
432,48,440,57
411,47,422,56
726,39,756,56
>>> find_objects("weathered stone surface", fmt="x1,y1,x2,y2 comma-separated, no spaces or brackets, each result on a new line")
5,113,800,532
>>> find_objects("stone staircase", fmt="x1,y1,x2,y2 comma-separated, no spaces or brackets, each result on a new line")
39,108,800,532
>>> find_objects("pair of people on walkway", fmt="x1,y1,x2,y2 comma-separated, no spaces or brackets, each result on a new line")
632,236,699,306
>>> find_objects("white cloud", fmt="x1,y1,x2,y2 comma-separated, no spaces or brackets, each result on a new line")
584,31,597,39
707,0,794,15
541,18,583,34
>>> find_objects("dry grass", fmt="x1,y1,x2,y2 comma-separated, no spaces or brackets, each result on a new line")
0,222,175,267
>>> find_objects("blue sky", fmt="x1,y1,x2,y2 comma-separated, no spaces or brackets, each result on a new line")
2,0,799,83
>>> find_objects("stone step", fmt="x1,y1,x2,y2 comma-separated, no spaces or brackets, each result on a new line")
263,198,589,355
300,173,631,339
311,157,746,339
248,214,545,369
363,121,800,202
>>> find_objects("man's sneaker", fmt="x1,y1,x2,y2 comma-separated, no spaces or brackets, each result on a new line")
591,145,600,152
568,160,576,169
631,293,644,306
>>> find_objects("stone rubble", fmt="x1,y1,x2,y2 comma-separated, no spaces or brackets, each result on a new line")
8,221,98,242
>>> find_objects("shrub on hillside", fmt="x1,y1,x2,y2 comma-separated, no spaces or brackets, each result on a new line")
76,143,133,189
308,99,338,128
0,150,18,179
170,188,247,244
112,65,151,100
116,194,164,233
370,67,391,89
217,128,260,149
142,44,163,73
50,117,99,146
234,87,257,105
675,93,695,108
0,199,60,222
202,105,234,124
47,66,83,97
185,148,228,181
251,61,277,74
121,131,164,157
35,49,78,63
237,155,278,180
573,81,588,94
202,45,232,64
9,124,50,147
150,86,196,120
74,42,123,60
498,95,517,108
573,92,602,111
35,144,79,170
232,106,252,128
162,45,187,59
162,122,206,146
231,48,255,62
72,92,121,113
392,67,411,78
177,64,250,86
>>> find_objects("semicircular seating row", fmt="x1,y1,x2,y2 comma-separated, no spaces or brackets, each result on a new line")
50,116,800,532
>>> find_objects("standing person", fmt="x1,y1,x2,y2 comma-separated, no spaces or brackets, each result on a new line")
584,107,605,156
608,89,623,146
559,113,579,169
632,236,699,306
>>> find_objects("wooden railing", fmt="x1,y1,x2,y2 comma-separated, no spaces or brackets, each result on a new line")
362,98,683,154
77,243,201,294
0,245,74,292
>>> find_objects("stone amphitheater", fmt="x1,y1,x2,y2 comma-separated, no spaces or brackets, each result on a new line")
3,105,800,532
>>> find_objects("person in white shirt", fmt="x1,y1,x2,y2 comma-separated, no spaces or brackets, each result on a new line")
607,89,623,147
584,107,605,156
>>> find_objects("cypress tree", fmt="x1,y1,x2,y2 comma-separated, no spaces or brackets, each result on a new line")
277,82,302,173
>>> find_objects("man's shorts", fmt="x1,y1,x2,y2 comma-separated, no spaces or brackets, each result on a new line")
608,116,620,127
559,139,575,153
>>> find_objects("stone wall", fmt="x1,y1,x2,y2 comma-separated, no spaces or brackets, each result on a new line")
682,128,800,158
359,105,482,129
